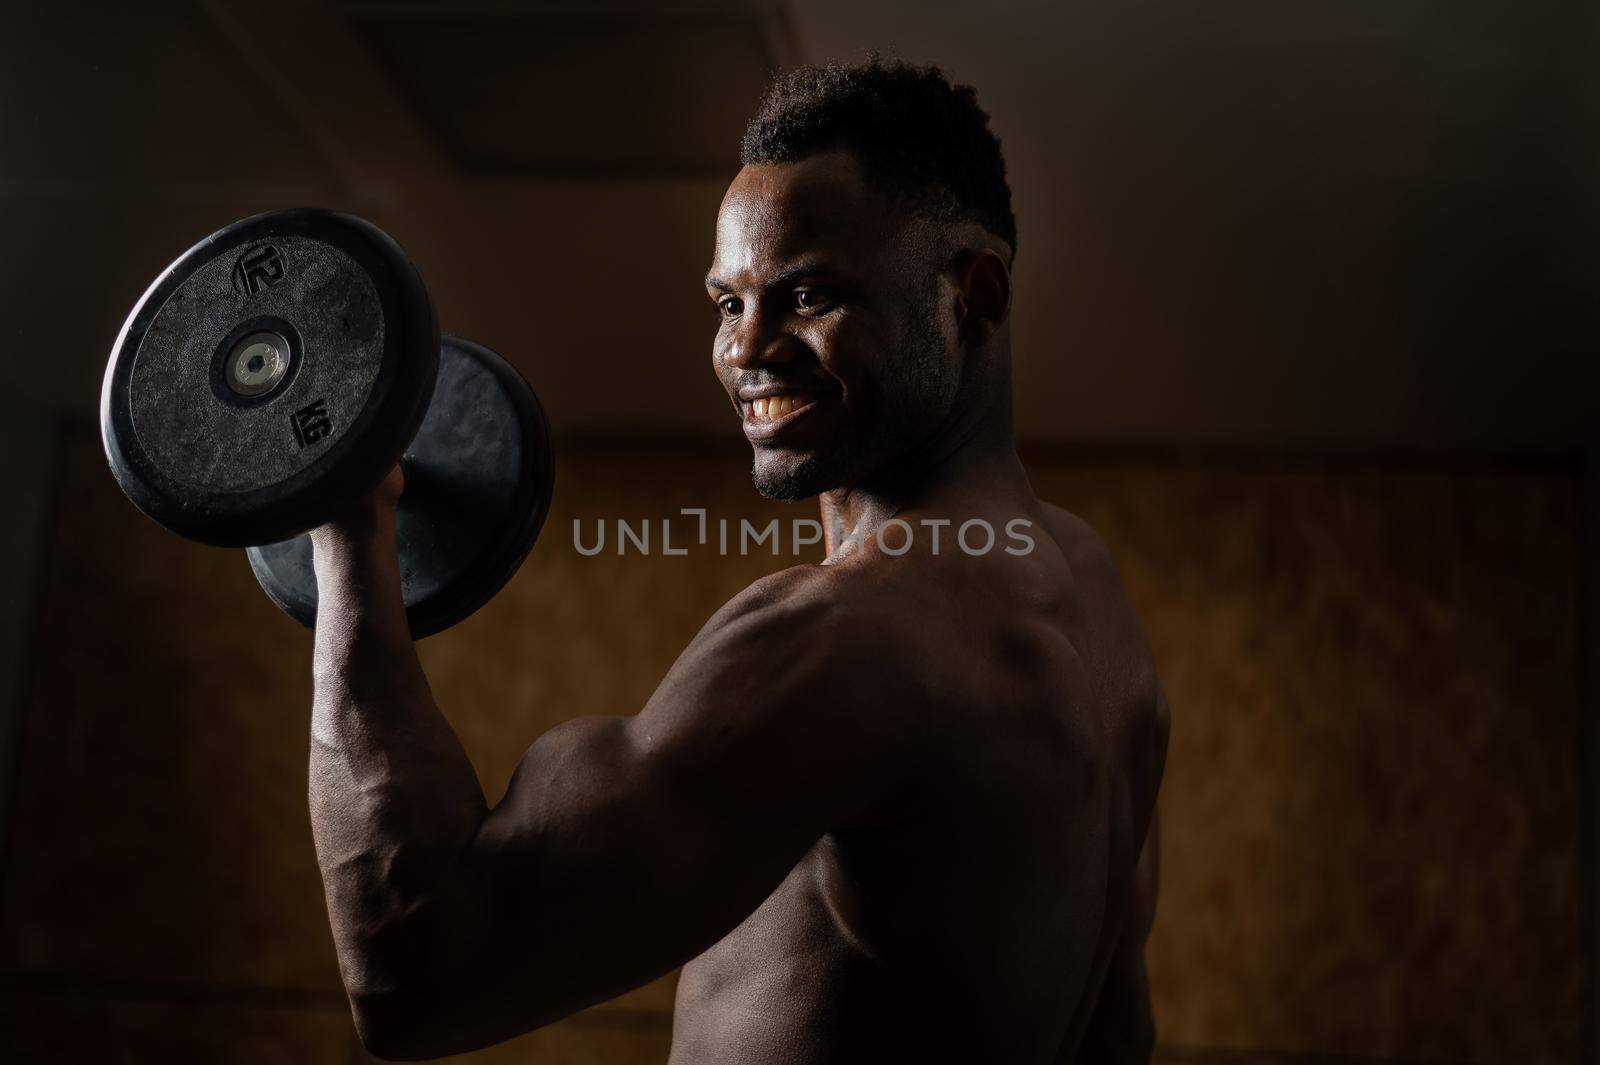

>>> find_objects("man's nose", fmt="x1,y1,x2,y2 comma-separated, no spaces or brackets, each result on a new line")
720,311,803,372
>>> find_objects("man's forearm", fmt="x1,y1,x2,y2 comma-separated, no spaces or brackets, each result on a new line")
308,506,492,1043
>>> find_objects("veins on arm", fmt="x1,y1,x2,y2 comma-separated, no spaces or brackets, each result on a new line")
316,566,900,1059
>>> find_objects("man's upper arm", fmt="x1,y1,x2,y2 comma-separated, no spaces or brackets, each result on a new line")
456,570,900,1035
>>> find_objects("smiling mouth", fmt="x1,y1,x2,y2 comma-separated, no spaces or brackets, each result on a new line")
745,393,814,423
739,391,828,439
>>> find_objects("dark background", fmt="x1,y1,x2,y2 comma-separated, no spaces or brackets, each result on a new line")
1,1,1596,1062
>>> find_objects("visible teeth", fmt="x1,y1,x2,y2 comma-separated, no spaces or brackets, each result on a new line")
748,394,808,422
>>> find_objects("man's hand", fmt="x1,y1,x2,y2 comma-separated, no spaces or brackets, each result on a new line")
308,464,405,566
307,462,408,647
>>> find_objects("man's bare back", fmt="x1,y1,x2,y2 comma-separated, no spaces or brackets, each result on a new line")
669,504,1167,1063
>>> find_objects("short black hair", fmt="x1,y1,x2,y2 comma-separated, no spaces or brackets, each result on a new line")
740,56,1017,261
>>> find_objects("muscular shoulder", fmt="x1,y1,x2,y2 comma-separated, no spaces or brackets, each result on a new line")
1039,501,1118,577
628,564,917,823
693,563,916,669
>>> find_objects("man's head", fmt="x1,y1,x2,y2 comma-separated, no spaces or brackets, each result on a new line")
707,57,1016,501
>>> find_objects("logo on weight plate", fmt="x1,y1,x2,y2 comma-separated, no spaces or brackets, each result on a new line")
291,399,333,448
232,244,286,294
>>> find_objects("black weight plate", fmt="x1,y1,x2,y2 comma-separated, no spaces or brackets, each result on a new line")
101,208,438,547
246,336,555,639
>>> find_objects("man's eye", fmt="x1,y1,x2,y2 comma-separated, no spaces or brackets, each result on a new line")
795,289,833,312
718,297,743,318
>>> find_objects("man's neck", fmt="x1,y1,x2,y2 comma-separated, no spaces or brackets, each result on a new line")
816,387,1029,558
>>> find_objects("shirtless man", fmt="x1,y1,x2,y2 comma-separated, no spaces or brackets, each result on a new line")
306,58,1169,1064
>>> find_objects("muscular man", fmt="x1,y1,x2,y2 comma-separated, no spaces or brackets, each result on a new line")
307,59,1169,1064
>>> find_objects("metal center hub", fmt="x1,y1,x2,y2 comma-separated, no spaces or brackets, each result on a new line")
225,331,291,397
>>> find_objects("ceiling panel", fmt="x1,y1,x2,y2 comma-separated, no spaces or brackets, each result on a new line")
350,11,777,176
0,3,334,193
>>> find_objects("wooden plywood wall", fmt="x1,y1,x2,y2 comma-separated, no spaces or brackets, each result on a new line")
0,432,1579,1064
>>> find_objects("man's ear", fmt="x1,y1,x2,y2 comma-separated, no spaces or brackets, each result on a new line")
952,247,1012,346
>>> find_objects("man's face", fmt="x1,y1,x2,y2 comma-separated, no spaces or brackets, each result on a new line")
707,151,961,500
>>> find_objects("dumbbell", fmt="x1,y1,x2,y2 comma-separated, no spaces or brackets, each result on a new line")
100,209,554,638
